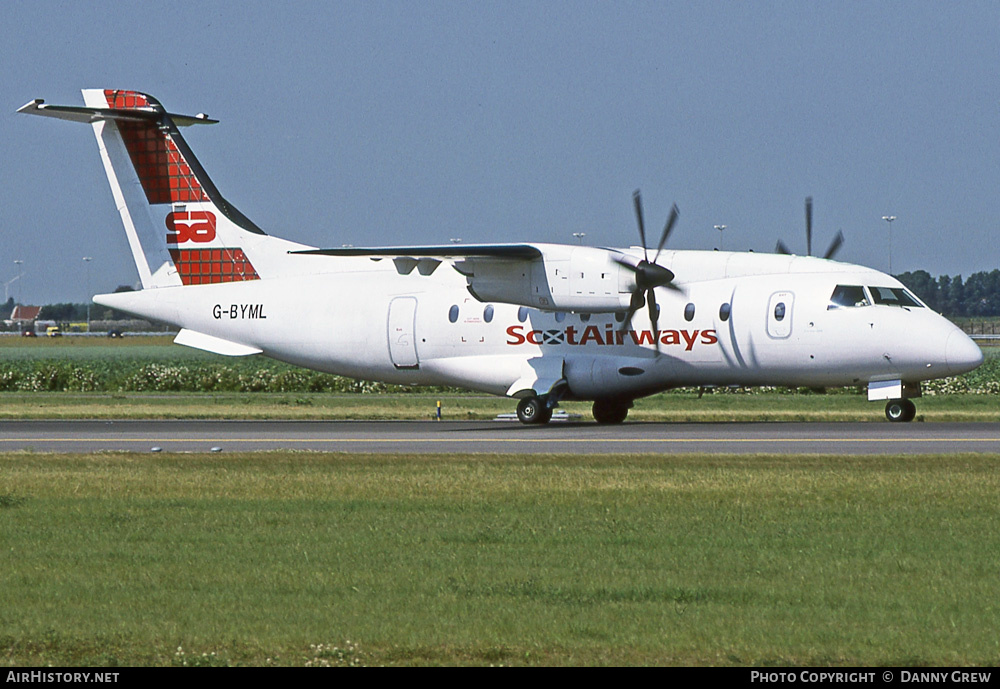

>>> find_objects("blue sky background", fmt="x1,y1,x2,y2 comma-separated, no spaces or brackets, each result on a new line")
2,1,998,304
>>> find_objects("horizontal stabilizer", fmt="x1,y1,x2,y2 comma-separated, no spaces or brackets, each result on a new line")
173,328,262,357
16,99,218,127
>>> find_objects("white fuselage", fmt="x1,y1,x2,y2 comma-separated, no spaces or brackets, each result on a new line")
97,249,983,401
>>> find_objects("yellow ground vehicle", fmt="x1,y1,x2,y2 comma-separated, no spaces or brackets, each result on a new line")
46,326,62,337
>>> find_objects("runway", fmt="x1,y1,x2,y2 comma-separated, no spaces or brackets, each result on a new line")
1,419,999,454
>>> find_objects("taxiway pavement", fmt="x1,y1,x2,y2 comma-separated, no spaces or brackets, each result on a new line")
1,419,998,454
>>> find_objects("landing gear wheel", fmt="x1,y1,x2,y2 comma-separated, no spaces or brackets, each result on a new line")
885,399,916,423
592,399,630,424
517,396,552,425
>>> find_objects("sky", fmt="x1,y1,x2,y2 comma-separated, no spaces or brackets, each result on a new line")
2,1,998,304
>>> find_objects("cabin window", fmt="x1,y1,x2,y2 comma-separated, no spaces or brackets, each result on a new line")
580,313,591,322
517,306,529,323
719,303,731,321
868,286,923,308
448,305,459,323
828,285,869,309
484,305,494,323
614,311,626,323
555,312,566,322
774,302,786,321
684,303,695,322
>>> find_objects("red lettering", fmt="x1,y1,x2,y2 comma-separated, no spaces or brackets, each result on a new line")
506,325,719,348
629,329,657,345
681,329,700,351
506,325,525,345
166,211,217,244
579,325,604,345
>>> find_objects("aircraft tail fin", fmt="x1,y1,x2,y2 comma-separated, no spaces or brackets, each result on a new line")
19,90,297,288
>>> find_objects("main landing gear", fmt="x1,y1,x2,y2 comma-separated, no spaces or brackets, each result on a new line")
516,396,553,425
884,399,916,423
592,399,631,424
514,396,633,425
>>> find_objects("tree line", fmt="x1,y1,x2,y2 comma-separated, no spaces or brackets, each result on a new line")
5,286,137,323
896,270,1000,318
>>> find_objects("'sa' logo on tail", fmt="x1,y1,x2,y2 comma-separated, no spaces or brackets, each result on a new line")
165,211,259,284
166,211,217,244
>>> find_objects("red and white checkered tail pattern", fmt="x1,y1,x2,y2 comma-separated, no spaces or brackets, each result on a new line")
83,89,267,288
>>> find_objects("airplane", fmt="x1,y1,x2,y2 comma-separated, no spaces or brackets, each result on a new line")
17,89,984,424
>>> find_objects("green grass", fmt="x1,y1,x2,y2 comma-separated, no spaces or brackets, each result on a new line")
1,390,999,422
2,452,1000,666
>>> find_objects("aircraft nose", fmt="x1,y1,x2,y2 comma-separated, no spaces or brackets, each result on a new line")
946,329,984,375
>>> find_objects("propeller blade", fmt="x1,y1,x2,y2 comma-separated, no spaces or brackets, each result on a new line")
632,190,648,262
619,291,645,333
647,288,661,355
621,191,683,337
823,230,845,260
647,288,658,330
613,256,637,271
652,204,679,264
618,309,637,334
805,196,813,257
775,239,792,255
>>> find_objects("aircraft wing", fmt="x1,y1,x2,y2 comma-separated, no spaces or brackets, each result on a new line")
290,244,542,259
294,243,639,313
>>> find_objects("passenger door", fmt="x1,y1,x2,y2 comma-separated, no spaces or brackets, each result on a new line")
766,291,793,339
387,297,419,369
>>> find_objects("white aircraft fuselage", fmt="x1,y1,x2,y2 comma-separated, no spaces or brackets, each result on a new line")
18,90,983,424
102,249,980,395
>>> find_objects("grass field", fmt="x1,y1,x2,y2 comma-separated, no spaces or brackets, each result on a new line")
2,452,1000,666
2,390,1000,423
3,339,999,666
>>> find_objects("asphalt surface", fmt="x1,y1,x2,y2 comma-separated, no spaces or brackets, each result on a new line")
1,419,998,454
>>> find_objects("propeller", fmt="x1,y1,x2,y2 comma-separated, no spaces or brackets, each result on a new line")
615,190,681,349
775,196,845,260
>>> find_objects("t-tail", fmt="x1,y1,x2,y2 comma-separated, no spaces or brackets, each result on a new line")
18,89,306,288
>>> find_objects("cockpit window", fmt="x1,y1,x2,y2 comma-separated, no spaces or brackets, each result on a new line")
869,286,923,308
828,285,869,309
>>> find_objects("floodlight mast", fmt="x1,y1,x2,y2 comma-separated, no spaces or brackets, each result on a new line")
714,225,727,251
882,215,897,274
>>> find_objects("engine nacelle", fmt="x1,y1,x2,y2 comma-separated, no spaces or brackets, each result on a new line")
564,355,657,398
457,245,634,313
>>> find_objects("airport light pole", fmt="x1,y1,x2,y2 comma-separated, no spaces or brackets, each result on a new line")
572,232,586,244
83,257,93,329
714,225,727,251
13,260,24,304
3,275,21,304
882,215,896,274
